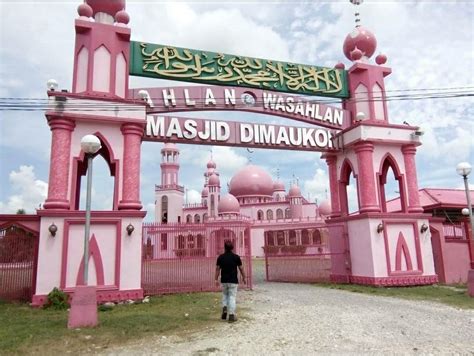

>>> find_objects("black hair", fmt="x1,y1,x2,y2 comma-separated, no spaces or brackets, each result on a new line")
224,240,234,252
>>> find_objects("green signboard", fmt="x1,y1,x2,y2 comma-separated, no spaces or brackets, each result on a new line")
130,41,349,98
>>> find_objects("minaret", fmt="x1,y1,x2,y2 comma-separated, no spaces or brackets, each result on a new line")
207,173,221,218
288,184,303,219
72,0,131,98
155,143,184,223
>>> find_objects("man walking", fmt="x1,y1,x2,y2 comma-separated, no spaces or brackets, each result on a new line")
215,240,246,322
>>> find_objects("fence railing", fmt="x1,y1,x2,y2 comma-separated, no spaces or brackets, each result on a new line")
443,222,466,239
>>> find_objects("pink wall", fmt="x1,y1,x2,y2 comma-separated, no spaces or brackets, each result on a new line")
443,240,471,284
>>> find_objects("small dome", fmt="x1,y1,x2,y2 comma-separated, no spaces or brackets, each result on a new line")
201,187,209,197
229,165,274,198
273,180,285,192
86,0,125,16
161,143,179,153
208,173,220,186
318,200,332,216
343,27,377,61
288,185,302,197
218,194,240,215
207,160,216,169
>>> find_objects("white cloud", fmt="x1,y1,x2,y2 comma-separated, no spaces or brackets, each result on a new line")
0,166,47,214
303,167,330,203
186,189,201,204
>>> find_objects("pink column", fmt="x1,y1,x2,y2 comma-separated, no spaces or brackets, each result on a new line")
325,155,341,217
43,117,75,210
402,144,423,213
118,123,144,210
354,142,380,213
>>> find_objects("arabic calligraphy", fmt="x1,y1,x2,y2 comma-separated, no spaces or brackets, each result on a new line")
130,41,348,98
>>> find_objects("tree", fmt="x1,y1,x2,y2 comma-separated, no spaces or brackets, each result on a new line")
16,209,26,215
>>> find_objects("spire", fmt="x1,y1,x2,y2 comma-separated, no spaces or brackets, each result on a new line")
350,0,364,28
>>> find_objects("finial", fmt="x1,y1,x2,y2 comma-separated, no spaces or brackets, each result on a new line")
276,167,280,180
246,148,254,163
350,0,364,28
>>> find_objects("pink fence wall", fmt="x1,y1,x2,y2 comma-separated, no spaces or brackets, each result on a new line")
443,240,471,284
142,221,252,295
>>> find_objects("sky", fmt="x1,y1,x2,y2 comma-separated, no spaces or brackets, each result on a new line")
0,0,473,219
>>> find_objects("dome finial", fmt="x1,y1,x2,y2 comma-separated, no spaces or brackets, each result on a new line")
350,0,364,28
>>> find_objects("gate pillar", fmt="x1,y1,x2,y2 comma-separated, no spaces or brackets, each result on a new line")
33,1,147,306
324,26,437,286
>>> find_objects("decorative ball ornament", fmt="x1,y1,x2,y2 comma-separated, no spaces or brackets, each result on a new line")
375,53,387,65
350,48,363,61
343,27,377,61
335,62,345,69
115,10,130,24
77,3,93,18
86,0,125,16
462,208,470,216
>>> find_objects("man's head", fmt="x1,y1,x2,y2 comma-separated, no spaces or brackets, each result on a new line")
224,240,234,253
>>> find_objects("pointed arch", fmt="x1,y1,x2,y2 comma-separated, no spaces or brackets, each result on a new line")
339,158,359,215
71,132,120,210
378,152,407,212
395,232,413,271
76,234,105,286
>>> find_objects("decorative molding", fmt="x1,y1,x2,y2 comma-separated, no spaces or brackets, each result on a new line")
350,275,438,286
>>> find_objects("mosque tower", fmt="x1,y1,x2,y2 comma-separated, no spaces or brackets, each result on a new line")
207,173,221,218
155,143,184,223
288,184,303,219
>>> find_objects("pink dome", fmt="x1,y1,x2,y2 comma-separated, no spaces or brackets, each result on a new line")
318,200,332,216
201,187,209,197
218,194,240,215
77,3,93,17
273,180,285,192
288,185,302,197
207,160,216,169
208,173,220,186
115,10,130,24
229,165,274,197
343,27,377,61
86,0,125,16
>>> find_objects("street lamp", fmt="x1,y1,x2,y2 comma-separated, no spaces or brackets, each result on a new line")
456,162,473,239
80,134,102,284
68,134,101,328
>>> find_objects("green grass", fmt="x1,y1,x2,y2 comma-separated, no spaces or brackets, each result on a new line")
316,283,474,309
0,293,221,355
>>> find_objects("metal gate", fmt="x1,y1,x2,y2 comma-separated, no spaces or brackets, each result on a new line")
0,224,38,302
142,221,252,295
264,224,346,283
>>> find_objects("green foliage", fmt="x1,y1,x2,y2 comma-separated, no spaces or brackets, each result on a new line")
16,209,26,214
43,288,69,310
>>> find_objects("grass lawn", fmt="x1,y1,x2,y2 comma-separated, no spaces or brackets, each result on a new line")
316,283,474,309
0,293,221,355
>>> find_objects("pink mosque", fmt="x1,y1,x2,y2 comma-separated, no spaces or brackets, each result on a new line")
0,0,473,321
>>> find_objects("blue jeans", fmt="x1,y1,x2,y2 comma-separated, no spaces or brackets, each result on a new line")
221,283,238,314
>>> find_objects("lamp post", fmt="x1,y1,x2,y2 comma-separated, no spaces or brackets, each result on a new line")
456,161,474,297
68,134,101,328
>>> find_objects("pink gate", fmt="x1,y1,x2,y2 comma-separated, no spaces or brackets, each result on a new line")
142,221,252,295
264,225,346,283
0,224,39,302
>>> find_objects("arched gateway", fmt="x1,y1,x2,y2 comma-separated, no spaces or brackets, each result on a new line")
31,0,436,306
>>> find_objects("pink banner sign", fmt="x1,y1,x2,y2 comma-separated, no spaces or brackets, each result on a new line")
143,115,343,152
130,85,349,130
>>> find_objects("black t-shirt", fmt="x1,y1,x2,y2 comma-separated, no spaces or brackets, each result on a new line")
216,252,242,284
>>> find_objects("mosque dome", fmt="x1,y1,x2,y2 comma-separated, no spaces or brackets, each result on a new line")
201,187,209,197
207,160,217,169
318,200,332,216
343,27,377,61
208,173,220,186
273,180,286,192
86,0,125,16
288,185,302,197
229,165,274,198
218,194,240,215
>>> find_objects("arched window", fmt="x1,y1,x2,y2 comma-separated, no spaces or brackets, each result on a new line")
186,214,192,223
301,229,310,245
203,213,208,222
194,214,201,223
313,230,322,245
161,196,168,223
339,159,359,215
289,230,297,245
257,210,264,220
276,209,283,219
379,154,406,213
285,208,291,219
277,230,285,246
266,209,273,220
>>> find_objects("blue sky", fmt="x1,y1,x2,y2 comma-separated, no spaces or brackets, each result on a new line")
0,1,473,218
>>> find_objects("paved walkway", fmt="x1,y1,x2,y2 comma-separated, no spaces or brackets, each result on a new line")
107,262,473,355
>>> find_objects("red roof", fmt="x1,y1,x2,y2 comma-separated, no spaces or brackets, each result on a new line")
387,188,474,211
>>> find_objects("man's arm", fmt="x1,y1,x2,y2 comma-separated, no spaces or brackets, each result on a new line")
238,265,246,284
215,266,220,284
